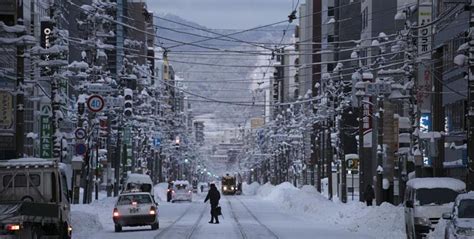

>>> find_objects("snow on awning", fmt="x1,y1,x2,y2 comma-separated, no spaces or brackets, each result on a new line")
443,159,466,169
407,177,466,191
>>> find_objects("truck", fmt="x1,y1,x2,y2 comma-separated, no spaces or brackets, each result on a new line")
0,158,72,239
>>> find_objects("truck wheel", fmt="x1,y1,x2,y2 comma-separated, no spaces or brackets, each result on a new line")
59,223,70,239
151,222,159,230
115,224,122,232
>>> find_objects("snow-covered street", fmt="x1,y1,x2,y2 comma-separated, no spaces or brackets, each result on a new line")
72,183,405,239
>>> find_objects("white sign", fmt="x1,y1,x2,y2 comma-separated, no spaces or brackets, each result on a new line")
418,2,432,58
365,82,391,95
87,84,117,94
105,96,124,108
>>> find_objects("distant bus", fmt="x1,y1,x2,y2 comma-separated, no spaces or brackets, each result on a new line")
221,174,237,195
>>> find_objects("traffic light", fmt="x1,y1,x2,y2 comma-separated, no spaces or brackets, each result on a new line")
124,88,133,117
99,117,108,137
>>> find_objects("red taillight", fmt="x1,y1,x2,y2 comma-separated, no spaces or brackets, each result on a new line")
6,224,20,231
149,206,156,215
113,208,119,217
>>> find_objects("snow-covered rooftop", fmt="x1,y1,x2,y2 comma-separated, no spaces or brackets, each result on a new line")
456,192,474,201
174,180,190,185
407,177,466,191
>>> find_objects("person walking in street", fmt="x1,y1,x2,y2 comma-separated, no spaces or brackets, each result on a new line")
204,183,221,224
364,184,375,206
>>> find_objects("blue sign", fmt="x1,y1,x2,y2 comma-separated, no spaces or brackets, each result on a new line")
420,113,432,133
75,143,87,155
153,138,161,148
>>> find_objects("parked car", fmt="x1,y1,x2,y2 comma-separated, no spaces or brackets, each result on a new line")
121,173,154,199
443,192,474,239
112,192,159,232
404,177,466,239
171,180,192,203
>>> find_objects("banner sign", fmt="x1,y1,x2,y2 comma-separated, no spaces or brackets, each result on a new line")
418,2,432,58
40,105,52,158
0,91,13,130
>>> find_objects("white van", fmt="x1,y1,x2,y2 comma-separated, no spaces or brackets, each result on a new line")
404,177,466,239
171,180,192,202
121,173,154,198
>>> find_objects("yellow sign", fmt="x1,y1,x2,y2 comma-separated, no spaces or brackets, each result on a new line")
0,91,13,130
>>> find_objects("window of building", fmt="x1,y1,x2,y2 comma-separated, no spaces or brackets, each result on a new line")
328,35,334,43
361,7,368,30
328,7,335,17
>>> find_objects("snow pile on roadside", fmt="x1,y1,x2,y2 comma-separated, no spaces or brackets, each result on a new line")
348,202,405,238
154,182,169,202
71,210,102,239
256,182,275,197
258,182,336,217
255,182,405,238
427,218,447,239
242,182,260,195
72,196,116,234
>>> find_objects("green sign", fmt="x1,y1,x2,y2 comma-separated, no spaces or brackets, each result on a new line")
40,115,52,158
123,126,133,166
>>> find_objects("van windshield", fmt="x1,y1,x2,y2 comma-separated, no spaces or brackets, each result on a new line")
416,188,459,206
458,199,474,218
175,184,187,190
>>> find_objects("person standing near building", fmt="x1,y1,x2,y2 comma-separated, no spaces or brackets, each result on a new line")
364,184,375,206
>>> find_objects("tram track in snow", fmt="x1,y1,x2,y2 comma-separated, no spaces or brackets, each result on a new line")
230,196,280,239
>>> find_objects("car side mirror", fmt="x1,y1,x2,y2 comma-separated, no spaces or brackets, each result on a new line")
442,212,452,220
405,200,413,208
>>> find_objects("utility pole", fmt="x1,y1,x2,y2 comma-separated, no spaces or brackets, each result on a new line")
376,97,384,205
15,0,25,158
114,123,121,196
358,99,365,202
467,0,474,191
340,121,347,203
316,127,322,192
326,128,333,200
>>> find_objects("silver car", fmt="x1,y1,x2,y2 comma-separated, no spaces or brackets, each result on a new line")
443,192,474,239
112,192,159,232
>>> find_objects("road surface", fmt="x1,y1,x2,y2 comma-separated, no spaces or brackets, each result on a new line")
80,194,373,239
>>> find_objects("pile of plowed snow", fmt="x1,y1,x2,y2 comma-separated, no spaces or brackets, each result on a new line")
242,182,260,195
72,197,115,239
251,182,405,239
154,182,169,202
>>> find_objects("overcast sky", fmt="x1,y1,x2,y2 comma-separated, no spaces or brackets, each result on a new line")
147,0,296,29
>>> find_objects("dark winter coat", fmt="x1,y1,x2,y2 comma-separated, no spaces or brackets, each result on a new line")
364,185,375,201
204,185,221,206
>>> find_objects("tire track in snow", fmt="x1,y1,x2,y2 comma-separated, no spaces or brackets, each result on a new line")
226,197,248,239
153,203,195,239
234,197,279,239
186,203,207,239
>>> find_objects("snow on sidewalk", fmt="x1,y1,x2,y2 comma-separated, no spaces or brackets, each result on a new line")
247,182,406,239
72,196,116,239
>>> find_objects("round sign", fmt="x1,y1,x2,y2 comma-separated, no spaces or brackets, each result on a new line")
75,143,87,155
87,95,105,113
75,128,86,140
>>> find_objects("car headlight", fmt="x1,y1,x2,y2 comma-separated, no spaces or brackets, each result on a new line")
231,186,234,190
414,217,431,226
223,186,227,190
